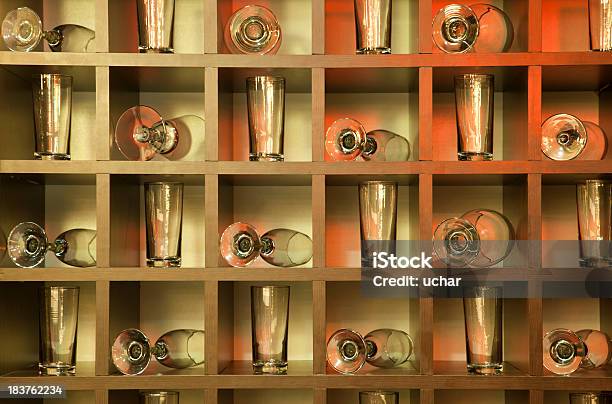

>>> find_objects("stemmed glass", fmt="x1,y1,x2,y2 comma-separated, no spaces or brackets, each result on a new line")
220,222,313,267
543,328,611,375
115,105,204,161
225,5,281,55
7,222,96,268
112,328,205,375
326,118,410,162
2,7,95,52
326,328,413,374
542,114,608,161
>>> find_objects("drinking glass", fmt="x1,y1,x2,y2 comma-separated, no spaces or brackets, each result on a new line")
577,180,612,268
541,114,588,161
140,391,180,404
32,74,73,160
455,74,494,161
144,182,183,268
325,118,410,162
137,0,175,53
589,0,612,51
463,286,503,374
575,329,612,370
433,209,514,268
251,285,290,374
220,222,313,267
115,105,204,161
247,76,286,161
354,0,392,54
359,391,399,404
571,393,612,404
2,7,95,52
326,328,413,374
225,5,281,55
543,328,586,375
577,121,609,160
359,181,398,267
7,222,96,268
112,328,205,375
39,286,79,375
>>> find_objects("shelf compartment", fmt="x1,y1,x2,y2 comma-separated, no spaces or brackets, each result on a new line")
542,0,590,52
324,68,419,161
217,281,313,375
108,281,206,376
218,68,312,162
432,67,528,161
218,389,313,404
325,0,418,54
109,389,206,404
328,389,419,403
435,390,529,404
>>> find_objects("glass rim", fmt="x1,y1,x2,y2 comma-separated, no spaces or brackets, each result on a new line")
139,391,179,397
455,73,494,80
359,391,400,396
251,285,290,289
246,75,286,82
144,181,184,186
39,286,80,291
578,179,611,186
32,73,73,80
358,180,398,186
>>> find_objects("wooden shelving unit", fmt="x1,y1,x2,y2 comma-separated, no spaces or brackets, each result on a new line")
1,0,611,403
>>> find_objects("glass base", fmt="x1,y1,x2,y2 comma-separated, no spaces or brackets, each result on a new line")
249,153,284,162
35,152,70,160
138,46,174,54
579,257,612,268
357,47,391,54
253,360,287,375
146,257,181,268
38,363,75,376
458,152,493,161
467,363,503,375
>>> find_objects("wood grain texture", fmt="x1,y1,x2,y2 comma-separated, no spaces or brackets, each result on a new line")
206,68,219,161
312,281,326,374
529,0,543,52
95,281,110,376
205,280,220,374
419,0,433,53
312,68,325,161
528,66,543,161
312,0,325,54
419,67,433,161
96,67,110,160
312,175,326,267
94,0,109,53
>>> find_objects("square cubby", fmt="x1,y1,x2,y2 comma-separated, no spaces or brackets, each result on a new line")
542,66,612,162
431,0,529,53
109,175,205,268
0,1,96,52
328,390,419,403
109,281,206,375
545,391,612,404
326,281,420,374
108,0,205,53
325,175,419,268
110,67,206,162
218,389,313,404
218,69,311,162
110,390,206,404
542,0,590,52
218,0,311,54
432,174,528,268
325,68,419,162
325,0,419,54
435,390,529,404
0,66,96,161
0,281,96,376
432,67,529,161
217,175,312,268
216,282,313,375
0,174,97,268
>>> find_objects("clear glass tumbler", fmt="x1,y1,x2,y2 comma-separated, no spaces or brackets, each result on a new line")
247,76,286,161
140,391,180,404
225,5,282,55
589,0,612,51
577,180,612,268
354,0,392,54
359,181,398,267
455,74,494,161
359,391,399,404
571,393,612,404
39,286,80,375
137,0,175,53
251,285,290,374
144,182,183,268
463,286,503,374
32,74,73,160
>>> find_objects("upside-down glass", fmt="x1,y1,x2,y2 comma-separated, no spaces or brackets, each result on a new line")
578,121,609,160
325,118,411,162
571,393,612,404
140,391,180,404
455,74,494,161
2,7,95,52
360,391,400,404
32,74,73,160
589,0,612,51
39,286,80,375
543,328,586,375
463,286,503,374
576,329,612,370
144,182,183,268
541,114,588,161
115,105,205,161
359,181,398,267
577,180,612,268
354,0,392,54
137,0,175,53
247,76,286,161
112,328,205,375
251,285,290,374
225,5,281,55
7,222,96,268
